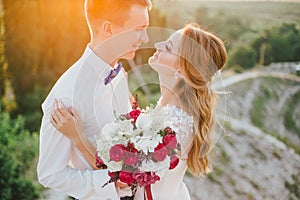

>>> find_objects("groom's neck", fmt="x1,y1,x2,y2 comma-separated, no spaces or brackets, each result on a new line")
89,40,118,68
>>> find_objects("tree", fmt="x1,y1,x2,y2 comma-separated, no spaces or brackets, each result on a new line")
226,45,257,70
0,0,5,96
0,110,40,199
251,23,300,65
3,0,89,131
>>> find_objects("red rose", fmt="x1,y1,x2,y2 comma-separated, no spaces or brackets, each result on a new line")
109,144,126,162
124,153,139,165
132,172,146,185
164,127,174,135
126,143,138,153
163,134,177,150
147,172,160,185
169,155,179,170
108,171,119,179
153,143,168,161
132,172,160,187
95,152,107,169
123,143,139,165
129,110,141,122
119,171,134,185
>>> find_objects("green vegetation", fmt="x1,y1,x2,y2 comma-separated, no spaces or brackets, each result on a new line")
283,91,300,137
249,142,267,160
207,166,223,185
0,110,40,199
3,0,300,133
230,76,300,155
272,150,282,160
219,147,231,165
155,1,300,71
0,0,7,99
251,23,300,65
226,46,257,70
285,174,300,199
250,85,271,129
1,0,300,198
265,129,300,155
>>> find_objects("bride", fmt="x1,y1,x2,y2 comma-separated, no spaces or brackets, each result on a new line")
50,23,226,199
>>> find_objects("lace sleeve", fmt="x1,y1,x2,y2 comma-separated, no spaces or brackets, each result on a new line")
163,105,194,159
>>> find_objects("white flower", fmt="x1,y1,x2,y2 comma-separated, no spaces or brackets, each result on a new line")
142,129,158,138
140,156,170,172
118,120,133,132
95,136,110,161
136,113,152,130
120,131,134,137
101,122,119,140
107,161,123,172
134,134,162,153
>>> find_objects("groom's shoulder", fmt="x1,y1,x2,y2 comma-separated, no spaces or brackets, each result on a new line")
41,57,91,107
52,61,83,92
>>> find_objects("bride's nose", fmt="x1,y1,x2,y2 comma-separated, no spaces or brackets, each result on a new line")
154,41,164,50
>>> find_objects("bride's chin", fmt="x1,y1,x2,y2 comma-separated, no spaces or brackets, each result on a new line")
148,55,154,63
148,57,156,68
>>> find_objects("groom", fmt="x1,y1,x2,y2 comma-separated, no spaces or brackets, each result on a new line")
37,0,151,199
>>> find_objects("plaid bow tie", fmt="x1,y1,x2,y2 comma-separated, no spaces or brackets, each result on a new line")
104,62,122,85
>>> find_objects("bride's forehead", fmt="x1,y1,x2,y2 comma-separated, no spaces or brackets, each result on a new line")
168,29,183,42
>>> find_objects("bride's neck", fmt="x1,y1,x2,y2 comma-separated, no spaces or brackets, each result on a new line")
158,83,181,109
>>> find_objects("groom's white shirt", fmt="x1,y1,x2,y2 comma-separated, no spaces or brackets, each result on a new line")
37,46,131,199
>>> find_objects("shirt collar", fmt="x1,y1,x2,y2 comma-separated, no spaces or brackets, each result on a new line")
83,45,118,82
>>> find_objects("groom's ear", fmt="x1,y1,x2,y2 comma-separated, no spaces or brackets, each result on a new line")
102,21,113,37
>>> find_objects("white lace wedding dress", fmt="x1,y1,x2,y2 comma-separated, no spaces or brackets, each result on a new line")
135,104,194,200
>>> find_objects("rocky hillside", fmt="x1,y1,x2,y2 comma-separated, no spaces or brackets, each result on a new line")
185,71,300,200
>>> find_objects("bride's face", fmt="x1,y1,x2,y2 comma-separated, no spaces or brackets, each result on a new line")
149,30,182,76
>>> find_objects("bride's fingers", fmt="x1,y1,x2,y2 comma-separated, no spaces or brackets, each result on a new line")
50,117,57,128
53,104,65,123
69,107,80,121
51,112,60,124
57,99,71,118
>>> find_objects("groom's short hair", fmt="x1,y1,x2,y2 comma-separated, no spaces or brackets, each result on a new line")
85,0,152,30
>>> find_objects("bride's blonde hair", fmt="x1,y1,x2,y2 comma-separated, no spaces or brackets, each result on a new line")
178,24,227,175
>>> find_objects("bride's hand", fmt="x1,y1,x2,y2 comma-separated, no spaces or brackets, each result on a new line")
51,99,83,145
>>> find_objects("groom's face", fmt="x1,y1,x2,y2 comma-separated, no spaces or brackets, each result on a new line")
110,4,149,60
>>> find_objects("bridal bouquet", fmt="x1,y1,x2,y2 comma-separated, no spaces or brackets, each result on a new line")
95,96,180,199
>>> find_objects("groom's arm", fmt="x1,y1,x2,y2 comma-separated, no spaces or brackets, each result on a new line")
37,102,119,199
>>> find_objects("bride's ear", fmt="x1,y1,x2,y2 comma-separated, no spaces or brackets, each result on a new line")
174,70,183,79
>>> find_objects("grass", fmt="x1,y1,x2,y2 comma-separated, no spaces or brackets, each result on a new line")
285,174,300,199
219,147,231,165
250,85,272,129
272,150,282,160
283,91,300,137
249,180,260,191
208,166,224,184
233,188,253,199
224,135,235,147
263,129,300,155
249,142,267,160
227,176,236,187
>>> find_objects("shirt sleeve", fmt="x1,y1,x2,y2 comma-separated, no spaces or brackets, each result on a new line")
37,101,119,199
